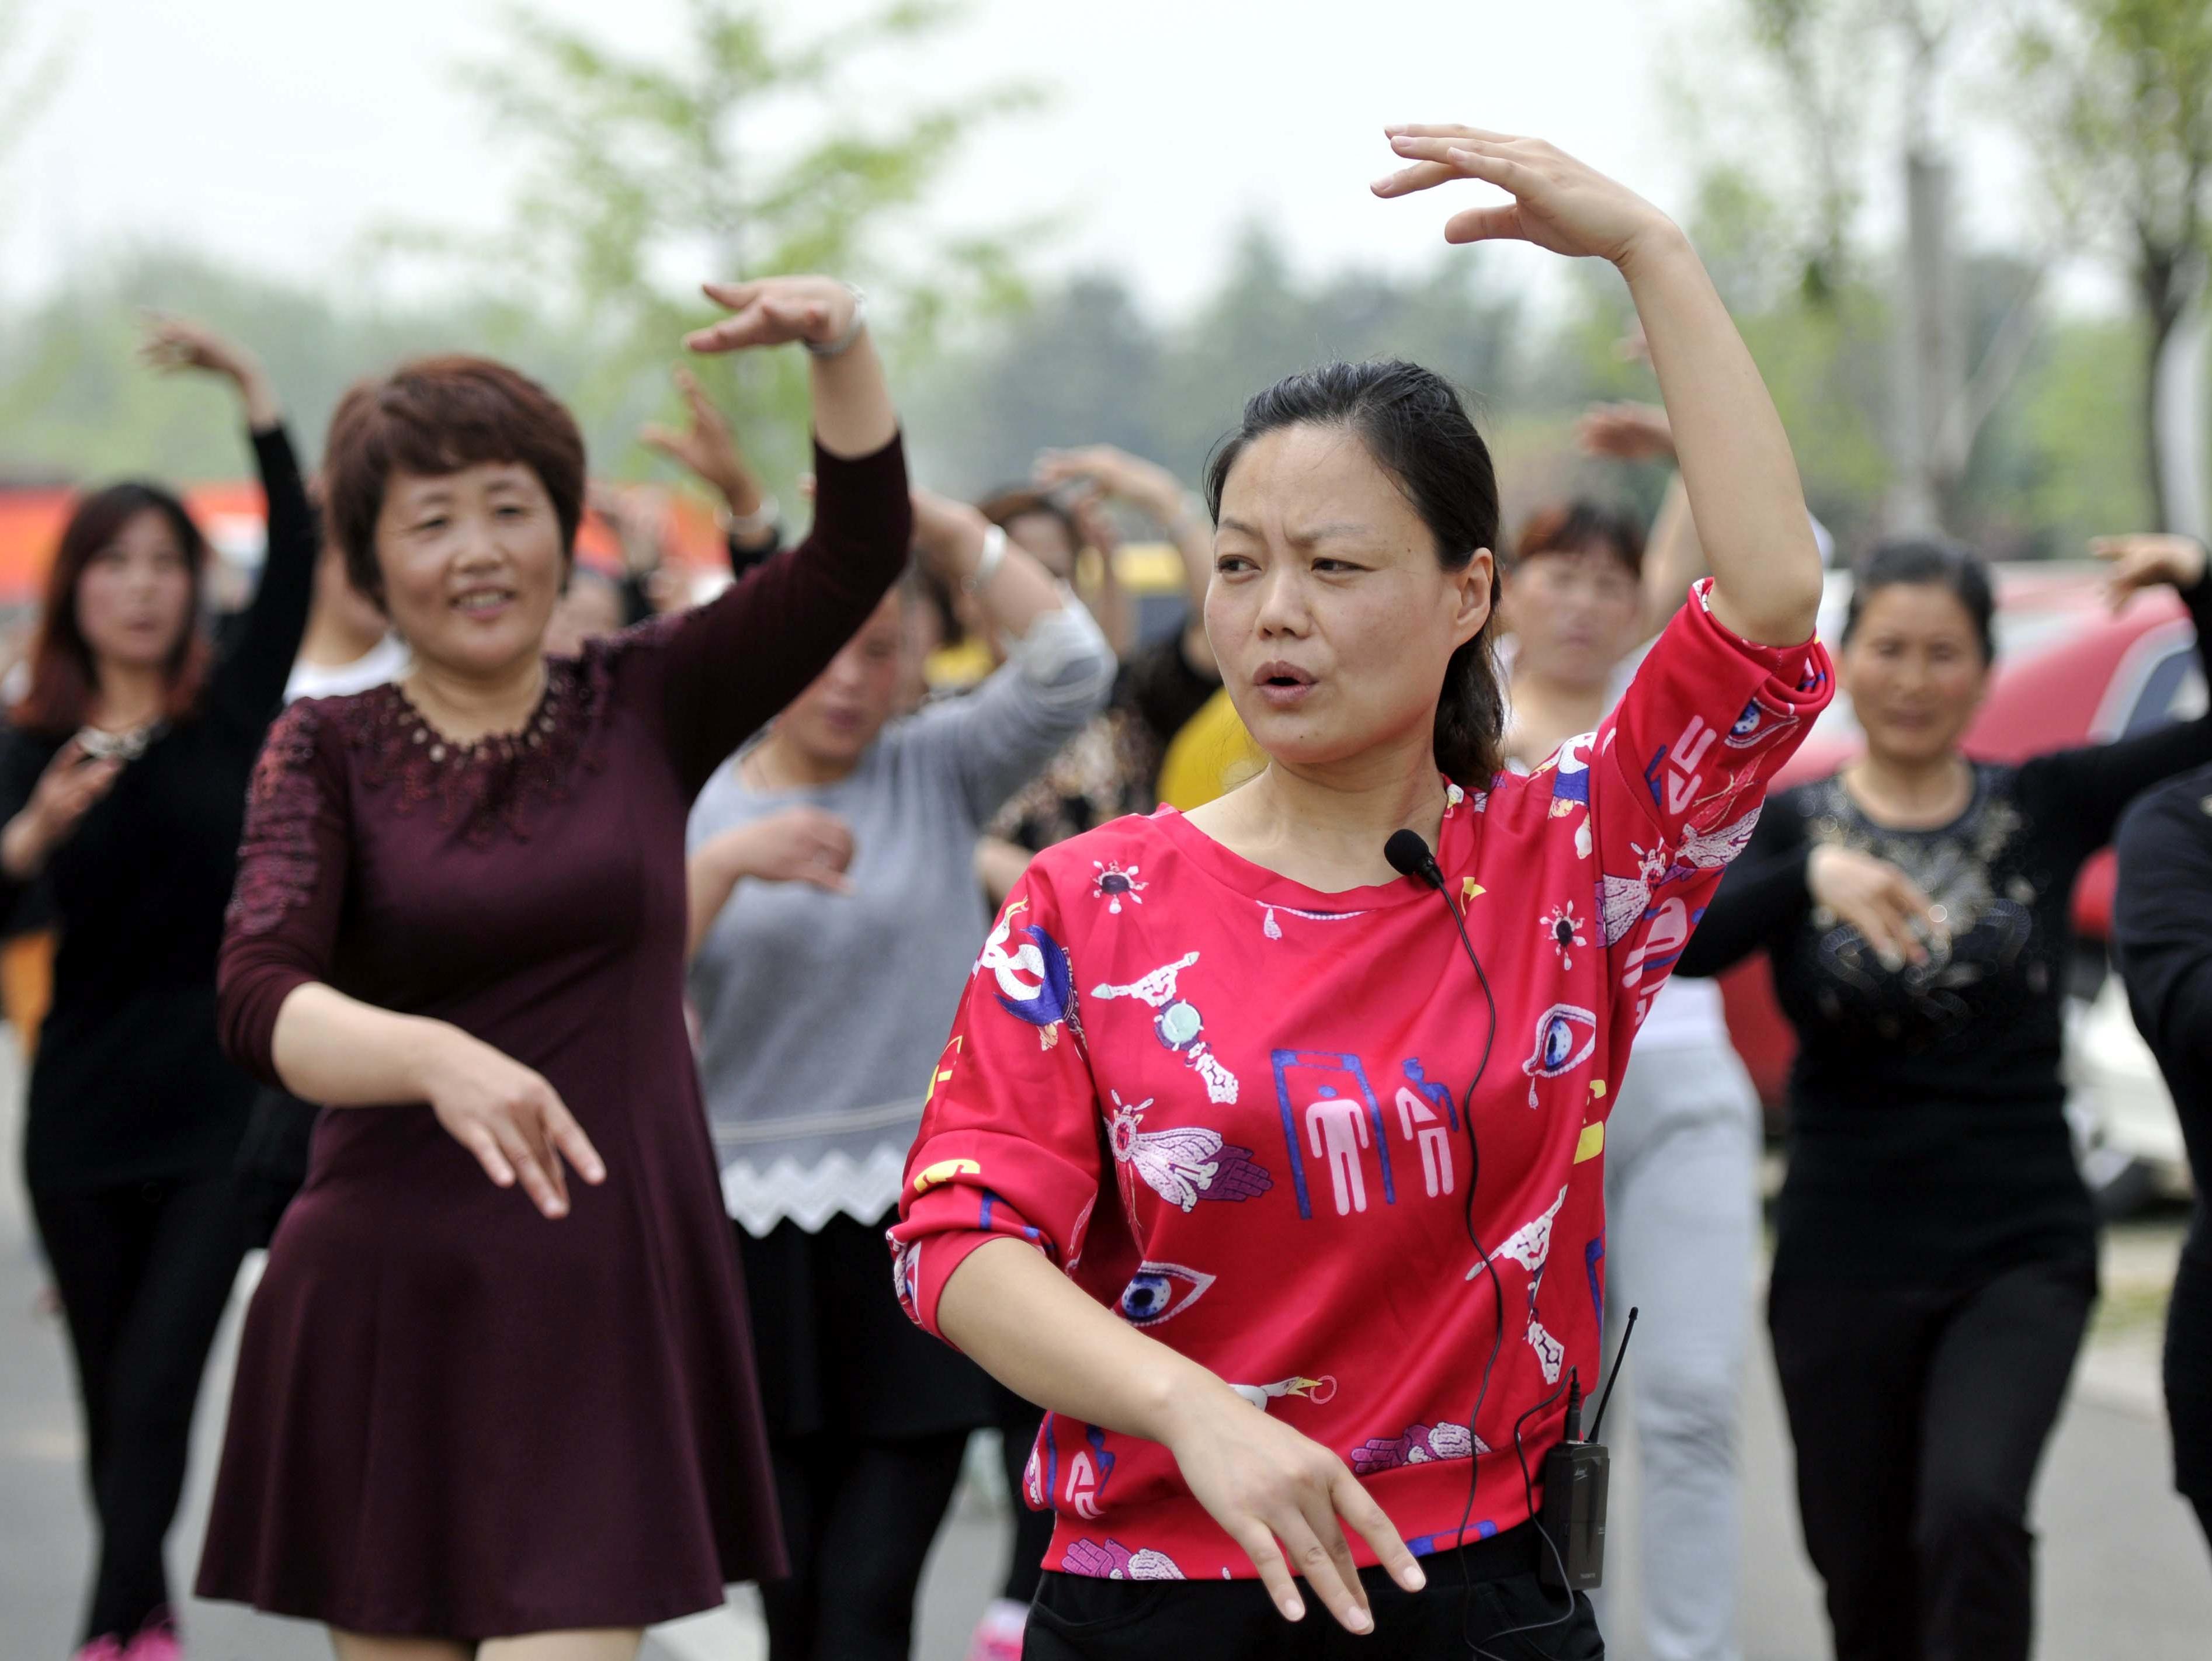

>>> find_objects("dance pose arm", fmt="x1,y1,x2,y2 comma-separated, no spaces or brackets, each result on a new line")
2015,538,2212,852
218,706,603,1221
1376,130,1822,649
139,316,317,725
651,276,913,795
640,365,785,571
904,485,1116,822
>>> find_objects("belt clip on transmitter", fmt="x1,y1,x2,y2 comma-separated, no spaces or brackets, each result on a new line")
1539,1305,1638,1592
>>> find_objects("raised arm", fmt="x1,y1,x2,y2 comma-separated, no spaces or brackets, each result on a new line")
640,365,785,572
1376,127,1822,647
1036,444,1218,676
653,277,913,793
2015,538,2212,853
141,315,316,723
904,486,1116,822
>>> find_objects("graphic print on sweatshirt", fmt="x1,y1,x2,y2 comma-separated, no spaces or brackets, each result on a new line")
893,581,1832,1580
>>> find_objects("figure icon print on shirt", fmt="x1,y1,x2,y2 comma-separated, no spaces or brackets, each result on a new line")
976,899,1079,1049
1522,1004,1598,1108
1396,1058,1459,1197
1106,1092,1272,1215
1270,1050,1395,1219
1091,952,1239,1103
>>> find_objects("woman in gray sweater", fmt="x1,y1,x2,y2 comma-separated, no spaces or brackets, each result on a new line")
686,484,1114,1661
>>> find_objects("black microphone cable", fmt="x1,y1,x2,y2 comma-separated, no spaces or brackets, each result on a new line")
1383,828,1513,1655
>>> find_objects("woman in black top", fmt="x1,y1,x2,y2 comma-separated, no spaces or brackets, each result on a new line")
1680,534,2212,1661
2112,762,2212,1555
5,317,314,1661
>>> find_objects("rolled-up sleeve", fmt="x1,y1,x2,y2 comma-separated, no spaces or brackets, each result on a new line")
890,866,1105,1343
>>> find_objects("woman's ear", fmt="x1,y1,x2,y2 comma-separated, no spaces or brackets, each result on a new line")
1457,548,1496,645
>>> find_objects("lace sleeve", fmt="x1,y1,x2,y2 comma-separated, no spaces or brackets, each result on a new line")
218,700,352,1087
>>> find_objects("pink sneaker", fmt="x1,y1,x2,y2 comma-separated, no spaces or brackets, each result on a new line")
966,1597,1027,1661
123,1611,181,1661
69,1639,126,1661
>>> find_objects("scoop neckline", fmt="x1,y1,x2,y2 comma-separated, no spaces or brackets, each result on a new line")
1832,762,1986,838
387,661,565,759
1149,795,1467,912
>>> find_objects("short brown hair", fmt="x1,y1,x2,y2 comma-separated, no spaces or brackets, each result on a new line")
322,356,586,602
1511,499,1645,579
15,482,213,738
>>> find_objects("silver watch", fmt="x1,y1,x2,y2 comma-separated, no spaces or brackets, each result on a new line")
804,286,869,359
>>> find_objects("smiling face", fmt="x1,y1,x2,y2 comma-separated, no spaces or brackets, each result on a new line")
372,462,567,677
75,507,196,674
775,589,909,771
1208,423,1491,779
1501,543,1642,691
1838,581,1990,767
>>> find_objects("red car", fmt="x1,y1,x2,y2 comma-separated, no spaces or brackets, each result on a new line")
1717,565,2207,1114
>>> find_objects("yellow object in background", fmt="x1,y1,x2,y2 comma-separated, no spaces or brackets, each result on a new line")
2,929,53,1061
1157,687,1265,811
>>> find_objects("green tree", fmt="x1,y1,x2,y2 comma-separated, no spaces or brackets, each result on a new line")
0,1,65,243
429,0,1037,494
2012,0,2212,533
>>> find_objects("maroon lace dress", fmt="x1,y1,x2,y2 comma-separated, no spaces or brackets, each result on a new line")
194,437,911,1640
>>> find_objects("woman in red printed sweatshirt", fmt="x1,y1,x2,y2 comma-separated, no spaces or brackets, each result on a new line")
893,125,1832,1659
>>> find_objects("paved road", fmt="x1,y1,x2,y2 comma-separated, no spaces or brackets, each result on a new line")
5,1026,2208,1660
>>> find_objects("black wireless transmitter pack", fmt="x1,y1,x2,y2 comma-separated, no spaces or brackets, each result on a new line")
1538,1306,1638,1592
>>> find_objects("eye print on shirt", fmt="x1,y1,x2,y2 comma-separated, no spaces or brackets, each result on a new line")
1521,1003,1598,1109
1116,1260,1215,1328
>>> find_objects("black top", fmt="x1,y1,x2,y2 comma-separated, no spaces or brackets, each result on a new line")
2113,763,2212,1269
8,425,315,1193
1680,575,2212,1283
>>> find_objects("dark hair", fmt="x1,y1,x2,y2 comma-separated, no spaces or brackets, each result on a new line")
1512,499,1645,579
322,355,587,604
1203,359,1504,787
15,482,213,737
1842,537,1996,663
977,488,1083,555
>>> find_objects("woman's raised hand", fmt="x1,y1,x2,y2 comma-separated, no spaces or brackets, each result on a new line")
2091,533,2209,614
138,312,281,428
418,1027,606,1219
1372,126,1675,267
1808,844,1946,970
1163,1386,1423,1633
685,277,862,356
641,366,759,508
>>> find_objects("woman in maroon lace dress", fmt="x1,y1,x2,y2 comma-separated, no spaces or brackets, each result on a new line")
196,276,911,1660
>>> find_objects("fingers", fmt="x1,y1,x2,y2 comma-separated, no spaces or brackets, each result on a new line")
543,1097,606,1186
1332,1469,1426,1594
455,1120,517,1190
799,866,859,896
1275,1506,1371,1635
1385,121,1523,145
1443,204,1528,246
1230,1523,1308,1624
492,1113,568,1218
700,279,762,314
638,423,682,459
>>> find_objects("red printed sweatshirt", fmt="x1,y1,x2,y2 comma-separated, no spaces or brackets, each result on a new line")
893,582,1832,1582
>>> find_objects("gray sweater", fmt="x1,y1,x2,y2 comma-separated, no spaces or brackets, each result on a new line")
687,607,1115,1235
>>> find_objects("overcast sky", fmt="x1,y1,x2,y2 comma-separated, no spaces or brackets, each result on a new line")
2,0,2088,320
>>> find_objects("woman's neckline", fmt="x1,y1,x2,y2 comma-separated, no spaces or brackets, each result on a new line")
1152,786,1469,912
1835,758,1981,835
390,660,560,757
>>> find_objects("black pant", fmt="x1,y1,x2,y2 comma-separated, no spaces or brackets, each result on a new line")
994,1386,1056,1604
32,1174,246,1643
1024,1523,1601,1660
761,1428,969,1661
1769,1256,2095,1661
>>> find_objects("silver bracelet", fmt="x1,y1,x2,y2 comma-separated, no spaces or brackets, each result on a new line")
804,285,869,358
718,494,780,541
961,523,1009,596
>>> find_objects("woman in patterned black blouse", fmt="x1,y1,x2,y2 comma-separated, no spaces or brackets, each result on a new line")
1680,533,2212,1661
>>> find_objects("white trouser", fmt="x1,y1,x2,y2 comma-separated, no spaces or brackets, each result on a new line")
1595,1035,1759,1661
